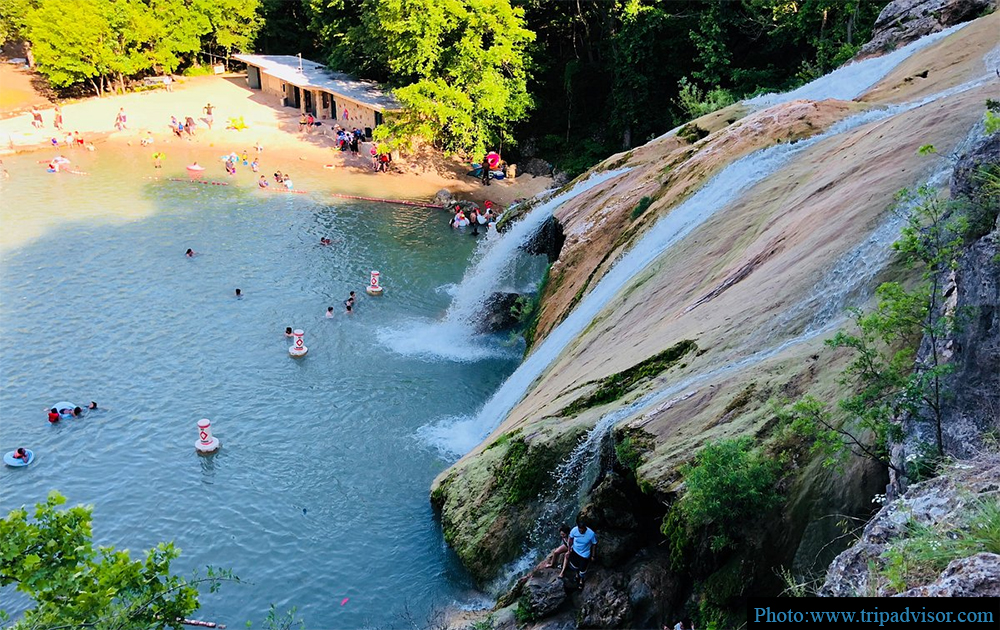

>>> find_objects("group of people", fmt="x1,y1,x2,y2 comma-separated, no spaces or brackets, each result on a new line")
265,170,294,190
323,290,356,317
46,401,99,424
32,105,64,130
169,103,215,138
450,200,497,235
333,127,364,154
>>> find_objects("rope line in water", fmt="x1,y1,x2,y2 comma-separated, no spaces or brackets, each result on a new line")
331,193,443,209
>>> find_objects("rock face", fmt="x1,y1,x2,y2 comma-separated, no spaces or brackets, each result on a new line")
821,455,1000,597
522,216,566,263
522,157,554,177
578,571,632,629
857,0,996,58
897,553,1000,597
478,292,525,333
522,568,567,618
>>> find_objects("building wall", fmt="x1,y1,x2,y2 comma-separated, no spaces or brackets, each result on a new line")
250,66,389,133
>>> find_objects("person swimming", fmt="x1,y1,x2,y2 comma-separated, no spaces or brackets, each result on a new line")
185,249,195,257
326,306,334,318
235,288,242,298
88,401,98,410
47,408,59,423
285,327,294,337
12,447,29,462
345,291,356,313
320,237,332,245
258,175,269,188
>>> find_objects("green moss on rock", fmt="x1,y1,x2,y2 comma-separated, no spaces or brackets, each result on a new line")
560,339,697,416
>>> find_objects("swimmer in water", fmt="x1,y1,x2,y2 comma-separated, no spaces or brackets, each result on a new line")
326,307,334,318
47,408,59,423
13,447,29,462
285,327,294,337
258,175,269,188
345,291,356,314
185,248,195,257
235,288,242,298
88,401,98,410
71,407,82,417
320,237,332,245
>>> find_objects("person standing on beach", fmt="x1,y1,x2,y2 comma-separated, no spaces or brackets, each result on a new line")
480,154,491,186
30,107,43,128
203,103,215,129
114,108,127,131
53,106,63,131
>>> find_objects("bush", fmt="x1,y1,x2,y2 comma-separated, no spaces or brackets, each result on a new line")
182,64,214,77
676,77,734,120
673,437,780,552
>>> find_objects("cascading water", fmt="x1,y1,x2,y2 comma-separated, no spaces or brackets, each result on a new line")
746,21,971,109
519,118,994,567
423,73,991,460
378,169,628,364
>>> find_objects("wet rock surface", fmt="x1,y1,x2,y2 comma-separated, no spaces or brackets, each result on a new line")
523,568,567,618
858,0,995,58
478,292,524,333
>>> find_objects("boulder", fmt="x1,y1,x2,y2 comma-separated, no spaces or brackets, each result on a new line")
578,570,632,629
435,188,456,207
857,0,996,58
896,553,1000,597
522,568,567,618
579,473,639,530
593,529,642,567
521,157,553,177
478,292,525,334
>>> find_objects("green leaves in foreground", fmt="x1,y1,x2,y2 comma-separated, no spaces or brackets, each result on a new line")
666,437,780,555
1,490,239,629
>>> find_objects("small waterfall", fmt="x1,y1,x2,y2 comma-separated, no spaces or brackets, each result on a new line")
378,169,628,364
424,75,989,459
746,21,971,109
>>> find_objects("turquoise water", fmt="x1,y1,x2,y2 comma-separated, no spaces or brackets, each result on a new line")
0,150,518,626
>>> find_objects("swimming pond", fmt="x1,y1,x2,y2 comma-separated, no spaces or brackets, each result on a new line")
0,148,520,626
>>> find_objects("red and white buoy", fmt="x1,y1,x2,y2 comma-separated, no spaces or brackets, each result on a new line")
289,329,308,357
366,270,384,296
195,418,220,454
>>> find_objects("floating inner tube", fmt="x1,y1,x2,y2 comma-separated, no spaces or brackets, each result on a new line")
53,401,76,418
4,449,35,467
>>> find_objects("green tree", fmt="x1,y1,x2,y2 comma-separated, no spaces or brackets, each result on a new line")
369,0,534,157
1,491,237,629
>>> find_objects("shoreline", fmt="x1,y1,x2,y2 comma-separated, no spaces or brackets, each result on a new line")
0,74,552,208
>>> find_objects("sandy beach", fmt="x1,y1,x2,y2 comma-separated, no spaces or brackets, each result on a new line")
0,73,551,206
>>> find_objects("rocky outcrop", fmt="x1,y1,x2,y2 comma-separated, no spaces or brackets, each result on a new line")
578,571,632,628
857,0,996,58
522,569,567,618
522,216,566,263
478,292,525,333
821,455,1000,596
896,553,1000,597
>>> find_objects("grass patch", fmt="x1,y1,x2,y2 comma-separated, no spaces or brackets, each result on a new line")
560,339,697,416
678,123,709,144
496,438,549,505
630,196,654,221
879,497,1000,593
484,429,523,451
615,427,655,476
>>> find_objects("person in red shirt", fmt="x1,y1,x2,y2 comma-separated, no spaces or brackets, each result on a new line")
47,408,60,423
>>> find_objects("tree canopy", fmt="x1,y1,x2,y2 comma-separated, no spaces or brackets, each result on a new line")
13,0,260,96
0,491,236,629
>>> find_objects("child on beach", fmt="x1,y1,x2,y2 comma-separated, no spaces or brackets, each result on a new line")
114,108,127,131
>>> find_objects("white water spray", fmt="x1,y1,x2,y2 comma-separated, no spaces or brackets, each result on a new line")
378,170,628,363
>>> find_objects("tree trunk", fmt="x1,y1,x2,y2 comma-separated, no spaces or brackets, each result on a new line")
25,42,35,68
90,78,100,98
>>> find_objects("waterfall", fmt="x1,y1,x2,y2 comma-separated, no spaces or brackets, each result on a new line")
378,169,628,363
746,21,971,109
421,72,990,459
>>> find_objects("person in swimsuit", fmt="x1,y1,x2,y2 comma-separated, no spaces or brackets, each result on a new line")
47,408,60,423
326,307,334,318
285,327,294,337
88,401,98,410
345,291,356,313
258,176,269,188
12,447,29,462
186,249,196,257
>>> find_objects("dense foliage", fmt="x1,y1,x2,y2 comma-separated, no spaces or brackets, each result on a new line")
257,0,889,165
6,0,260,96
0,491,236,629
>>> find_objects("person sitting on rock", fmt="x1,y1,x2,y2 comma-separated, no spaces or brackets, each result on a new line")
559,516,597,584
544,524,572,569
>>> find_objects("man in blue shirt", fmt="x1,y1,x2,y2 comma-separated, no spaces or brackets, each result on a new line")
559,517,597,585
